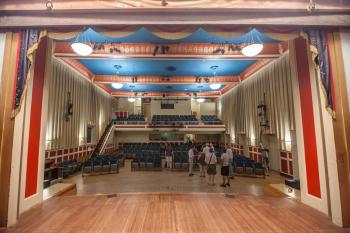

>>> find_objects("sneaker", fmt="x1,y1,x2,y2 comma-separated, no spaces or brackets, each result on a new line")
220,184,226,187
226,183,230,187
189,173,194,176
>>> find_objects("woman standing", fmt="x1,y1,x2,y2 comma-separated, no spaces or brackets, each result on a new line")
205,148,217,186
198,152,206,177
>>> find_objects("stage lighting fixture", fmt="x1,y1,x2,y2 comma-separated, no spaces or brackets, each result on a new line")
153,46,159,56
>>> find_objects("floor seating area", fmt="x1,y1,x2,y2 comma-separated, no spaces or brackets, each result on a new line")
233,154,265,177
58,159,82,178
82,154,123,176
113,114,146,124
123,143,162,170
200,115,222,124
151,115,199,125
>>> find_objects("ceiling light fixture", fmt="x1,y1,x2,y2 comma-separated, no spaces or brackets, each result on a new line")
111,83,123,89
128,97,136,103
71,42,93,56
209,83,221,90
241,29,263,57
71,30,93,56
196,98,205,103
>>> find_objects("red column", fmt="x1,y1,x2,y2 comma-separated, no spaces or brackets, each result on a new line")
294,37,321,198
25,37,47,198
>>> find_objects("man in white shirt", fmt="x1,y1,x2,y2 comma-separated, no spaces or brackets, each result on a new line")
188,145,196,176
202,143,210,156
226,146,234,179
220,151,230,187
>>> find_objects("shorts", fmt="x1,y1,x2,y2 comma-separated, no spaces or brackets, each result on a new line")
221,166,229,176
207,164,217,175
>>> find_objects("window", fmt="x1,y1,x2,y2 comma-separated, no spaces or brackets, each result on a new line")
161,103,174,109
87,126,94,143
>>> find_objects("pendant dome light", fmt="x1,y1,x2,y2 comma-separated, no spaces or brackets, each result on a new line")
71,29,93,56
209,83,221,90
111,83,123,89
241,29,264,57
128,97,136,103
196,98,205,103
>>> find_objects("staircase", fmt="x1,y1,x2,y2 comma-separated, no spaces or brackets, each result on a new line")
90,121,114,158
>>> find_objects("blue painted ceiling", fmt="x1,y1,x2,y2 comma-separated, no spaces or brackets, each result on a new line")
64,28,279,44
60,28,277,94
109,83,225,92
78,59,255,76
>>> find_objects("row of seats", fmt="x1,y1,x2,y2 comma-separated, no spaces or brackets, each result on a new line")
58,159,81,178
131,152,162,170
201,115,223,125
82,154,123,175
151,115,198,125
113,114,145,124
123,143,161,155
233,155,265,177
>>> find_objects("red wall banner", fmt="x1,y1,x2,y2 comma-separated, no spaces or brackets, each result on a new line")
25,38,47,198
294,38,321,198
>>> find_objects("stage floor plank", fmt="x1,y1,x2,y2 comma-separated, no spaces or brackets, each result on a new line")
2,193,349,233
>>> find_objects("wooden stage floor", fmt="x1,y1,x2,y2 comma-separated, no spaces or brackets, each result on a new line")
65,160,287,196
2,193,349,233
2,161,348,232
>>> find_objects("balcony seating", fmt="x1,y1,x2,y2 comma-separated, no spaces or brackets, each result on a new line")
113,114,145,125
82,154,123,176
201,115,223,125
151,115,199,125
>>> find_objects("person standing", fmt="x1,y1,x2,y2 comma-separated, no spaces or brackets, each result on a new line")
165,144,173,169
260,143,269,176
205,148,217,186
188,145,196,176
202,143,210,156
198,152,206,177
226,145,234,179
220,150,230,187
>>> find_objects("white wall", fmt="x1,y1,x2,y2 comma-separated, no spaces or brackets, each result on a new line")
199,102,216,115
117,98,135,114
115,131,149,143
150,99,191,115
